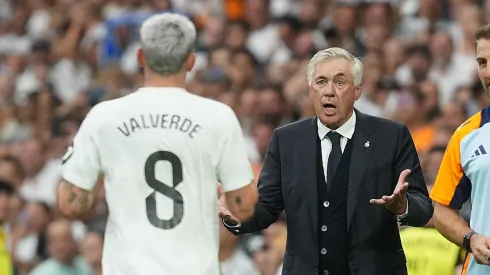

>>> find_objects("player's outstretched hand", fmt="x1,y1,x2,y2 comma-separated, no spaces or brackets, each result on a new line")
217,183,240,224
471,234,490,265
369,169,410,215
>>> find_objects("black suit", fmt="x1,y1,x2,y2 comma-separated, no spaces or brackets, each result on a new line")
224,110,433,275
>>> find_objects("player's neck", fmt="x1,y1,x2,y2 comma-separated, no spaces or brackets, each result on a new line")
143,73,186,89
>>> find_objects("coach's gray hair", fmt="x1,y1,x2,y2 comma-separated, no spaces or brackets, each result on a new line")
139,13,196,76
307,47,364,87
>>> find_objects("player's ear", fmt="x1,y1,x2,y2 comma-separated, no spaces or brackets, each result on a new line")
186,52,196,72
137,48,145,68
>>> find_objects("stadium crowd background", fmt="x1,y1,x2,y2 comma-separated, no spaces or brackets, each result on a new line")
0,0,487,274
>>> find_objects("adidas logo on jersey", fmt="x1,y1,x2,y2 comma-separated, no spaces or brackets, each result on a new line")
471,145,487,158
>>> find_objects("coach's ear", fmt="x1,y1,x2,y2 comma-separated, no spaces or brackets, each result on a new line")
186,52,196,72
354,83,362,100
137,48,145,68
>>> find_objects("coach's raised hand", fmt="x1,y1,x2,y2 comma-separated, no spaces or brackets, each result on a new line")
370,169,410,215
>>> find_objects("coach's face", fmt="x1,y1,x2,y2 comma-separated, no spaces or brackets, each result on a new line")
477,38,490,96
309,59,361,129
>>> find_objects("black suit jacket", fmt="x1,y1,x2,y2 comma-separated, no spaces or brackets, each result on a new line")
224,110,433,275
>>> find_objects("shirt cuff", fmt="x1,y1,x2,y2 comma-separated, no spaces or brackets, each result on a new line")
396,197,409,221
222,219,242,235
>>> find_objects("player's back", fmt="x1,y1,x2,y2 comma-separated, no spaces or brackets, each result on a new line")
92,87,242,274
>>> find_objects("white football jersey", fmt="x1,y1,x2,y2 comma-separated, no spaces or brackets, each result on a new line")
62,87,254,275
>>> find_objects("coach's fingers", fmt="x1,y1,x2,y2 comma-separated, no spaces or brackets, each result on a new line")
397,169,411,185
223,214,239,224
370,198,387,205
218,206,229,217
394,182,409,194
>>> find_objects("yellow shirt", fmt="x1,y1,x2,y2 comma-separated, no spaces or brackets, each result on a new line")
400,227,459,275
0,226,12,275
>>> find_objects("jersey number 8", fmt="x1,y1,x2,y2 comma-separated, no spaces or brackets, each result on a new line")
144,151,184,230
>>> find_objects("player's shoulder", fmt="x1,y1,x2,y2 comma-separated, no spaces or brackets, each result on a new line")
188,92,234,111
454,110,484,140
187,93,238,121
84,98,122,120
81,97,132,130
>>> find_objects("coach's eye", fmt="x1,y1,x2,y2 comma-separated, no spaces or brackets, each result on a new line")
316,79,326,86
336,80,344,86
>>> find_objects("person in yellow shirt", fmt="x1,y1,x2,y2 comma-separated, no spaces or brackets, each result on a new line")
0,179,14,275
400,184,461,275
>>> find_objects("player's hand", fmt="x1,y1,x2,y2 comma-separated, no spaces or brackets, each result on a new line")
369,169,410,215
217,184,239,224
470,234,490,265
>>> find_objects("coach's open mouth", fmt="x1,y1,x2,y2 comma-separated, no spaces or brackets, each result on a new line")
322,103,337,115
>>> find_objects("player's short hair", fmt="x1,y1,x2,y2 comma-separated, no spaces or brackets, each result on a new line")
307,47,364,88
139,12,196,76
476,24,490,41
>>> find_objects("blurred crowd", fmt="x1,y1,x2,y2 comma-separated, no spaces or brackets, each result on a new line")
0,0,488,274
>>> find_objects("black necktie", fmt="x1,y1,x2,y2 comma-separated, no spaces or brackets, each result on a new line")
326,131,342,186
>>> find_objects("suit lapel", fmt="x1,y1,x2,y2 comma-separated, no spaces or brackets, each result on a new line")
347,110,375,228
299,117,319,237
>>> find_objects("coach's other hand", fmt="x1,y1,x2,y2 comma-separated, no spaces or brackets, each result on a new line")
470,234,490,265
369,169,410,215
218,188,240,224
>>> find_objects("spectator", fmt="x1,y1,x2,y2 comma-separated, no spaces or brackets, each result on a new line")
219,214,260,275
80,231,103,275
30,219,90,275
400,184,462,275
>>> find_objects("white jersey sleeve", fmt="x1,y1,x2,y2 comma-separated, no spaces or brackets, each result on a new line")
217,107,254,192
61,106,102,191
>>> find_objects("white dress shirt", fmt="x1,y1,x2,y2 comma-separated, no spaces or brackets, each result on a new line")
317,112,356,182
317,112,408,219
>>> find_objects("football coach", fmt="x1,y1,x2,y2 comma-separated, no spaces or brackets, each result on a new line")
218,47,433,275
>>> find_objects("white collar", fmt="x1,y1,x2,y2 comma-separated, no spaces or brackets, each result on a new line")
317,111,356,140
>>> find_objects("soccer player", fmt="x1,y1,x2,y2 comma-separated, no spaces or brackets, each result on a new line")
430,24,490,275
56,13,257,275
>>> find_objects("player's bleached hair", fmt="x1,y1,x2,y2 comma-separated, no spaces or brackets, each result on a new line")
307,47,364,88
139,13,197,76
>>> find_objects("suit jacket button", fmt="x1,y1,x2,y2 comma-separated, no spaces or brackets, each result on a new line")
324,270,329,275
313,266,318,271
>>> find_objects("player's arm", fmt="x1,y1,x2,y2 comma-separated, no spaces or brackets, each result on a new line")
395,125,432,226
57,175,103,220
217,107,258,222
56,107,102,220
224,182,257,222
431,130,472,247
57,179,94,219
222,127,284,235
